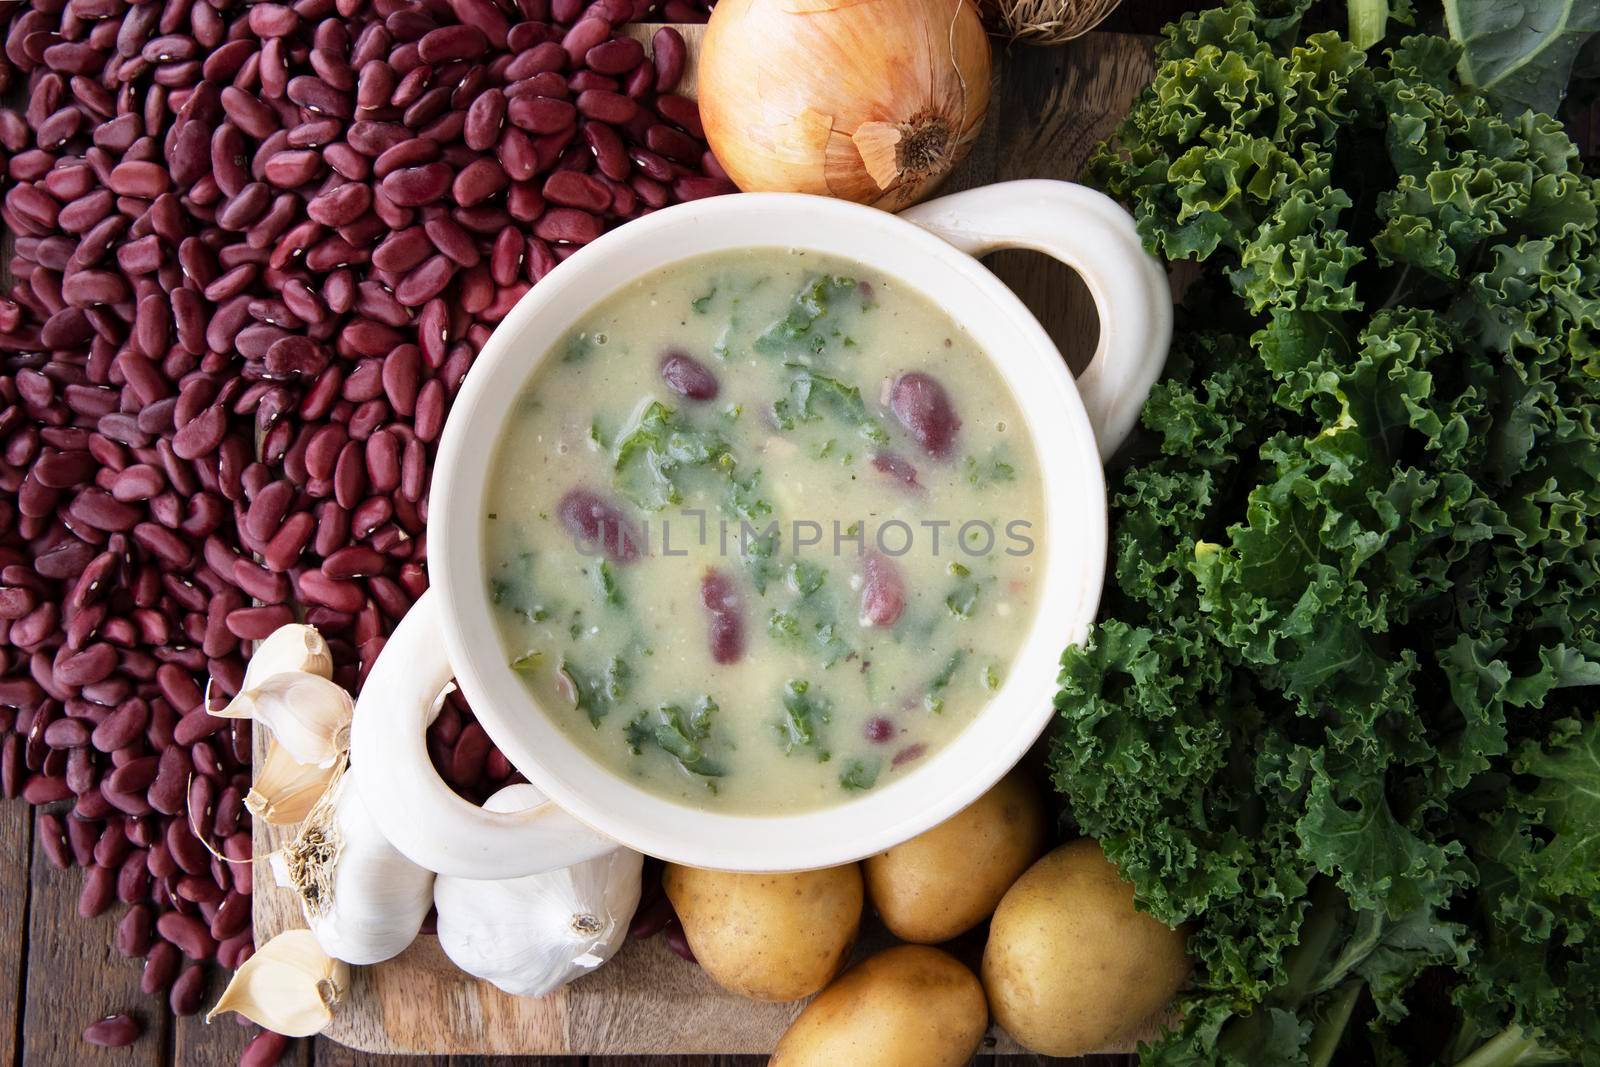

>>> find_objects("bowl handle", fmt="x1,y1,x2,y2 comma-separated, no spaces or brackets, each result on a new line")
900,179,1172,460
349,587,618,879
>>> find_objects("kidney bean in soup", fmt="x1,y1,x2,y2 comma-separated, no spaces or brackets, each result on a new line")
483,249,1045,813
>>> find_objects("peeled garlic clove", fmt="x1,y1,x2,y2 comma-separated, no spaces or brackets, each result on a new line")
434,784,642,998
207,929,349,1037
282,771,435,965
247,739,339,826
213,672,353,767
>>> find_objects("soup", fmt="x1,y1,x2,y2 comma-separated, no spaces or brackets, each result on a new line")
482,248,1045,814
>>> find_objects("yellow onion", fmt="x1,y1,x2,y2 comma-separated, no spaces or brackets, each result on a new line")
699,0,993,211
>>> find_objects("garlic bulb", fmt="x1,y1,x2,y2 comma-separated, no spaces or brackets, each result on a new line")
247,739,339,826
208,929,349,1037
274,764,435,965
434,784,643,998
213,671,353,768
699,0,992,210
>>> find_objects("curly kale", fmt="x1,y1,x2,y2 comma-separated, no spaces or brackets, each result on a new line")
1059,4,1600,1064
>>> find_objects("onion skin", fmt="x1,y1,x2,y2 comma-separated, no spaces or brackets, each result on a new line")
700,0,993,210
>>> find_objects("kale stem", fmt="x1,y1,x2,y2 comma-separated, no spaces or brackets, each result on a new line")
1381,263,1414,309
1452,1024,1555,1067
1348,0,1389,49
1277,879,1348,1006
1308,982,1362,1067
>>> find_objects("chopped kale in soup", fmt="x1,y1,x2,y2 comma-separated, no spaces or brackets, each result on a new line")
483,249,1046,814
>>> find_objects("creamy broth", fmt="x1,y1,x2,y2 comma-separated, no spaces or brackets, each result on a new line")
482,248,1045,814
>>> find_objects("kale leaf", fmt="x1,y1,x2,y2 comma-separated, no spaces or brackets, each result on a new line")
488,551,555,622
591,561,623,608
772,369,889,444
766,563,852,667
839,758,881,792
627,696,725,782
612,400,732,511
753,275,870,363
778,679,831,758
1446,0,1600,118
1063,4,1600,1063
924,651,963,714
559,653,630,727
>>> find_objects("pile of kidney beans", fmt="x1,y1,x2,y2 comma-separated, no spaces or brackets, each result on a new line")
0,0,725,1054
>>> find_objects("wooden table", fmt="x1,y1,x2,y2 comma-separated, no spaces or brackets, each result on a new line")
0,29,1153,1067
3,815,1139,1065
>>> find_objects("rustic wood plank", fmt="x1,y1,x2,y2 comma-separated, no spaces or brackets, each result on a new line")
0,800,31,1067
554,934,804,1054
295,931,808,1055
171,1002,256,1066
621,23,704,96
587,1058,756,1066
314,1037,435,1065
20,809,170,1065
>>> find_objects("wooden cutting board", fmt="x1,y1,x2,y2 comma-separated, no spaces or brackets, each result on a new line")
252,26,1157,1056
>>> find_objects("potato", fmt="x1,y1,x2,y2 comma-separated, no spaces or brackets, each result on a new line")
864,770,1046,942
663,862,862,1001
770,945,987,1067
981,839,1189,1056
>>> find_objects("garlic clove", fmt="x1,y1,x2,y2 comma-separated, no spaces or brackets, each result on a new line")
247,739,339,826
207,929,349,1037
249,623,334,686
212,671,353,768
214,623,335,719
270,849,291,889
282,770,435,965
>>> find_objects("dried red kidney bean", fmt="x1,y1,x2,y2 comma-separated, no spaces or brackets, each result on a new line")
240,1031,291,1067
157,911,216,960
169,965,207,1016
217,932,255,971
889,372,961,458
116,904,154,957
557,488,641,562
66,815,98,866
700,569,744,665
39,812,71,868
82,1014,142,1048
629,892,674,941
652,27,688,93
78,863,117,917
662,917,696,963
94,820,133,869
141,942,181,996
118,849,152,904
0,0,717,1024
659,350,719,400
860,553,908,628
